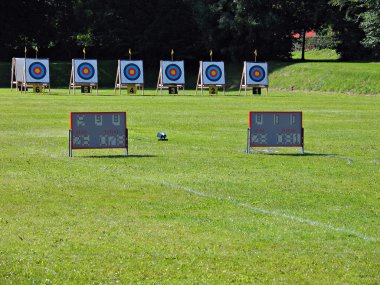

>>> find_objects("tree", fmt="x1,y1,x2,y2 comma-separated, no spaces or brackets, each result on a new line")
288,0,328,61
359,0,380,58
329,0,380,60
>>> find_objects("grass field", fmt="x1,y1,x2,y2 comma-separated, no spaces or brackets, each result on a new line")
0,88,379,283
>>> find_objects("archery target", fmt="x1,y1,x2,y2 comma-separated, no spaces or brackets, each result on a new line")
246,62,268,85
25,58,50,83
120,60,144,84
73,59,98,84
202,61,225,85
162,61,185,84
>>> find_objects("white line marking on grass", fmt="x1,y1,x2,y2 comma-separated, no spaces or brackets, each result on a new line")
160,181,379,242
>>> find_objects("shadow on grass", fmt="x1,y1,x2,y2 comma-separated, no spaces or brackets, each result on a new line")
76,154,158,158
265,152,336,157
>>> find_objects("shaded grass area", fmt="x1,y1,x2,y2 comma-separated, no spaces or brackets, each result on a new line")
292,49,340,61
0,89,379,283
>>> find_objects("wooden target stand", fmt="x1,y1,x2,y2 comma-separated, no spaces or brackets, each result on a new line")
156,51,185,96
69,52,98,95
239,52,268,96
195,66,226,96
114,60,144,95
156,68,185,96
156,65,185,95
69,67,98,95
196,52,225,96
239,64,268,96
11,57,50,94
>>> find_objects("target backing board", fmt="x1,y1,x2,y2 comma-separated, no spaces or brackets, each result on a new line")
14,58,25,82
73,59,98,84
161,61,185,85
25,58,50,83
202,61,225,85
245,62,268,86
120,60,144,84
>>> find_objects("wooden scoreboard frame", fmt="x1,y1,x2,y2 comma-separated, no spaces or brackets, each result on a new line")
247,111,304,154
69,112,128,157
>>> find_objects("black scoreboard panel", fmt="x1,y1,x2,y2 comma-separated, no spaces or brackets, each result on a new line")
249,112,303,147
70,112,127,149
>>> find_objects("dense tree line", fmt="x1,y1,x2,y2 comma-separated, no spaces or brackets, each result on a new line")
0,0,379,63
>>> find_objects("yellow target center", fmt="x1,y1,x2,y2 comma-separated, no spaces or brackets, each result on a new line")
211,70,217,76
35,68,41,74
170,70,176,75
83,69,89,74
254,71,260,77
129,70,135,75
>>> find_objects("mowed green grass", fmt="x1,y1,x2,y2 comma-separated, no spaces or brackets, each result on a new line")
0,89,379,283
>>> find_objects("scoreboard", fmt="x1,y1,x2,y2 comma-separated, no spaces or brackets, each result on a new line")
247,112,304,153
69,112,128,156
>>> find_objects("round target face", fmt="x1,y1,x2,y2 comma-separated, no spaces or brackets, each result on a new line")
123,64,141,81
205,65,222,82
28,62,47,80
77,62,95,80
165,64,182,81
249,65,266,82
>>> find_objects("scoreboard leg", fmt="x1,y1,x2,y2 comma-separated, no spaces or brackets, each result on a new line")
69,129,73,157
125,128,129,156
246,128,251,154
301,128,305,154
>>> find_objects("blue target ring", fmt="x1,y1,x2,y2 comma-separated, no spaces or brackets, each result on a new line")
29,62,47,80
124,64,141,81
77,63,95,80
249,65,266,82
165,64,182,81
205,65,222,82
